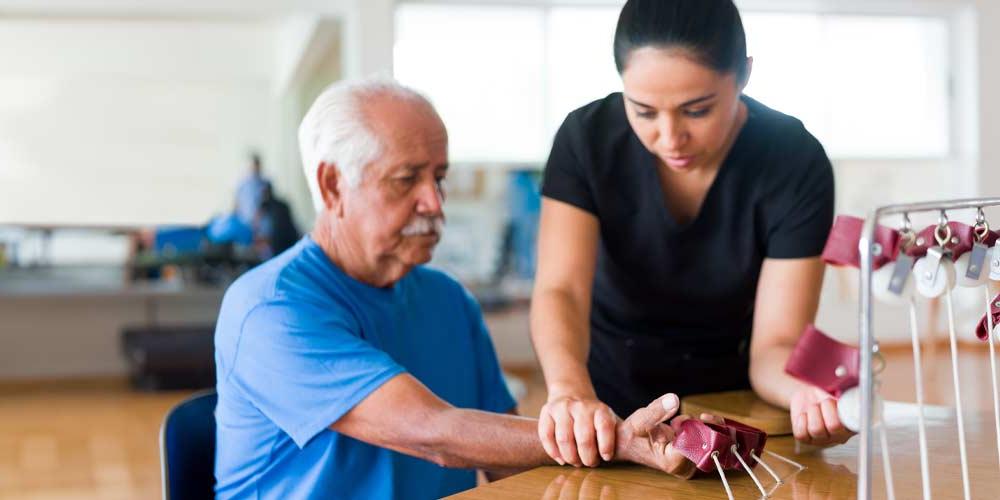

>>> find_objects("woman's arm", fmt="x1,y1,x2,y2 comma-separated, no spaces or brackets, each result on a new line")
748,256,852,445
529,198,617,467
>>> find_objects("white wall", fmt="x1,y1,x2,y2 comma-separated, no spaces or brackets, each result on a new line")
0,18,280,227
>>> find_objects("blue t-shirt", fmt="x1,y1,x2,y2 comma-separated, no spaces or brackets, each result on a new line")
214,237,516,499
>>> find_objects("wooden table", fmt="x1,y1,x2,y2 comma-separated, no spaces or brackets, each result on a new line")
450,402,1000,499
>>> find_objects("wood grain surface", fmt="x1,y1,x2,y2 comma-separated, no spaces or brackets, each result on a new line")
449,402,1000,499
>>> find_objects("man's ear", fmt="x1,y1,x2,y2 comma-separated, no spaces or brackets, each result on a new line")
316,162,345,217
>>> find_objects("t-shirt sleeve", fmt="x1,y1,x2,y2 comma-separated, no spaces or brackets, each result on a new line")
764,145,835,258
541,114,597,214
461,290,517,414
229,299,406,448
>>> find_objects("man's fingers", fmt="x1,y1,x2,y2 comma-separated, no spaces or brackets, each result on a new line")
628,393,680,431
572,406,600,467
664,442,698,479
552,409,583,466
699,412,725,425
594,407,617,462
538,411,564,465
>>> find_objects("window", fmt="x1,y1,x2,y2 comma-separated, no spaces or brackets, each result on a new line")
394,4,952,161
742,13,950,158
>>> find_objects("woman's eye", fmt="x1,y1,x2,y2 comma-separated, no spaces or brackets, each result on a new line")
396,176,417,185
685,108,710,118
636,111,656,119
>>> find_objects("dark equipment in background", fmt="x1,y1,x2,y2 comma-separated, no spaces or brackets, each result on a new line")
122,325,216,391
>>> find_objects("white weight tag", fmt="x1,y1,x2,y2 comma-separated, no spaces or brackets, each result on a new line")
991,243,1000,281
957,247,990,288
914,253,956,298
837,386,885,433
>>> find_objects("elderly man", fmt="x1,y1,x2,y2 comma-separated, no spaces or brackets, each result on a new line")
213,79,701,499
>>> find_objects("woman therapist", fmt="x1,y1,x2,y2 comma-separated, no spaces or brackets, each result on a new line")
531,0,847,468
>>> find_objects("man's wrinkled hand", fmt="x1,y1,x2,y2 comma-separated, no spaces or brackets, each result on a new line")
613,393,704,479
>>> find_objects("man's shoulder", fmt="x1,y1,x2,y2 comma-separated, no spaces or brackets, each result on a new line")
220,240,352,325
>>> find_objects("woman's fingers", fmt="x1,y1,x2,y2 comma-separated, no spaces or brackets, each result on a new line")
806,403,830,441
819,398,853,443
793,412,811,443
538,408,565,465
572,403,601,467
550,403,583,466
594,407,618,462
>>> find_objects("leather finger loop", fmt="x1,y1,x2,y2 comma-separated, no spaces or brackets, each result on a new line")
672,417,767,473
976,293,1000,341
785,325,860,397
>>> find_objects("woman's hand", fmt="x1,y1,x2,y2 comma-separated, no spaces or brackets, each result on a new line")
538,395,618,467
790,386,854,446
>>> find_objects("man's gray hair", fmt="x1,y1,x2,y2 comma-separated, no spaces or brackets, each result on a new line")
298,77,431,212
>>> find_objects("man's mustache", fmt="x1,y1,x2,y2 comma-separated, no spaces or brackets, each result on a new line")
400,216,445,237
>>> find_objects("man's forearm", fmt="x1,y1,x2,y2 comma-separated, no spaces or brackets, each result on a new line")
424,408,556,471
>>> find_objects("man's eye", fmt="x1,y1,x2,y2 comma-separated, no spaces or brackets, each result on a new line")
636,111,656,120
396,176,417,185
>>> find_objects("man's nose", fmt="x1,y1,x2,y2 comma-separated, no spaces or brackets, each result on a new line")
415,179,444,215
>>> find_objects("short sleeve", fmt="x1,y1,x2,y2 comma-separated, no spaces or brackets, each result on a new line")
229,299,406,448
461,290,517,414
541,114,597,214
764,147,836,258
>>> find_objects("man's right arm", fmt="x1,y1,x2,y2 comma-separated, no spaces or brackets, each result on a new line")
330,373,696,477
331,373,551,471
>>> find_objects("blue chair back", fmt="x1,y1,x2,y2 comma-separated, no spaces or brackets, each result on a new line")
160,390,217,500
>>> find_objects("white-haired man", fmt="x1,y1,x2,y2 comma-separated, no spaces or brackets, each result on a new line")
213,79,701,499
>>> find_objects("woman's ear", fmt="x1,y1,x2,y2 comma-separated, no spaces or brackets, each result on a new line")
739,56,754,91
316,162,345,217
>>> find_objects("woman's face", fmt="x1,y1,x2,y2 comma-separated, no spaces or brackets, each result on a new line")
621,47,749,174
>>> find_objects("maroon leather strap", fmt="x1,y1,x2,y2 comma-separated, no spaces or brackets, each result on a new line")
673,418,767,473
909,222,976,258
976,292,1000,342
784,324,860,397
821,215,900,270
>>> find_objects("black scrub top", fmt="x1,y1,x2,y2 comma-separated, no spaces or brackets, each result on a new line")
541,93,835,417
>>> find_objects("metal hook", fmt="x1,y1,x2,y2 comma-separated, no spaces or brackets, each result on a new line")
935,222,953,248
975,207,991,243
898,213,916,251
872,341,887,375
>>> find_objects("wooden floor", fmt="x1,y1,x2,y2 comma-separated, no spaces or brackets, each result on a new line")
2,344,1000,499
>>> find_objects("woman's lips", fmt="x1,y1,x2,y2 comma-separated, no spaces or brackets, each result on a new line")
664,154,695,169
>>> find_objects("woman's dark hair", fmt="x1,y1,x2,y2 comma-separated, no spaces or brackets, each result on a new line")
613,0,748,82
